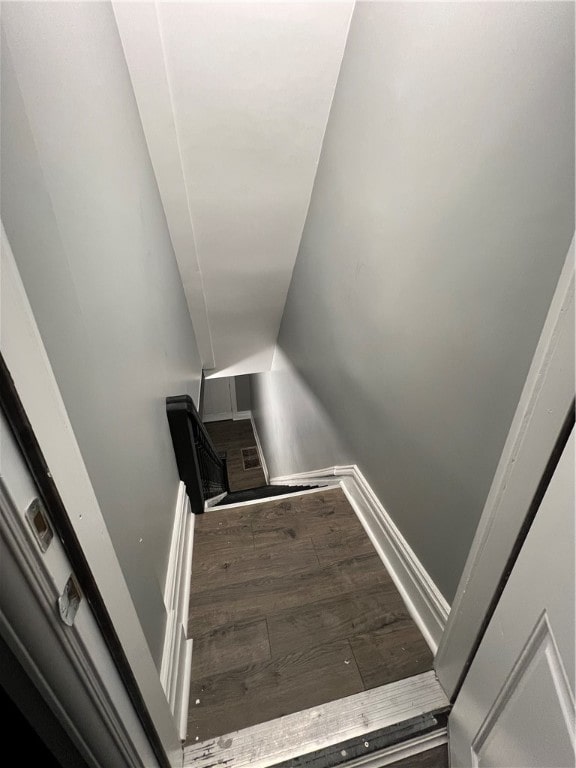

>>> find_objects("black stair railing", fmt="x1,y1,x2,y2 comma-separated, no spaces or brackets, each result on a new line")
166,394,229,514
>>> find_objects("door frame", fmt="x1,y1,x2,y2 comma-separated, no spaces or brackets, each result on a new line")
435,236,575,699
0,225,181,766
0,409,159,767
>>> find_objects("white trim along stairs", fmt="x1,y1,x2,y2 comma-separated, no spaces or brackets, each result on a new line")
160,481,195,740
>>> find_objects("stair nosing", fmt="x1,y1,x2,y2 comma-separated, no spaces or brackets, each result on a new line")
183,670,449,768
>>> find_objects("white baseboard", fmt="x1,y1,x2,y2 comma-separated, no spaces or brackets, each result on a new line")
270,465,450,653
250,415,270,484
160,482,195,739
271,466,337,488
233,410,252,421
213,484,340,511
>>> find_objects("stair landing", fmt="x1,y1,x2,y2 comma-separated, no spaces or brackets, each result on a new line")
186,487,437,746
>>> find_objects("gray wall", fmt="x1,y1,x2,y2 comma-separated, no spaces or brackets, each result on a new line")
235,375,253,412
1,3,202,665
250,349,353,477
255,2,574,602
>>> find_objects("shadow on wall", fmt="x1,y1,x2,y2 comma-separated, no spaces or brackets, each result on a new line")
250,347,353,479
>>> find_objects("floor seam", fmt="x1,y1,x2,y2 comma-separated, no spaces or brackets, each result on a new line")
264,617,274,660
348,635,368,692
343,637,366,692
309,535,322,567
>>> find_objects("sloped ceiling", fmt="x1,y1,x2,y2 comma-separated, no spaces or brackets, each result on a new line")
114,1,353,377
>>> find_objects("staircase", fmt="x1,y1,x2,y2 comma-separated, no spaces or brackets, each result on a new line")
166,394,320,512
166,394,229,513
213,484,319,506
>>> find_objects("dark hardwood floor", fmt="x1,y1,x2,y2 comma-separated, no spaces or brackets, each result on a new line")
187,487,433,742
204,419,266,491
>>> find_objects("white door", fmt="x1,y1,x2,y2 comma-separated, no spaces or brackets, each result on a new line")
203,376,236,419
449,429,575,767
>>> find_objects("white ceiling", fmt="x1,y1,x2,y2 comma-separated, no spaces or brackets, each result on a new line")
114,1,353,377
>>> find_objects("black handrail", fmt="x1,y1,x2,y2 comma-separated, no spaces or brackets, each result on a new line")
166,394,229,513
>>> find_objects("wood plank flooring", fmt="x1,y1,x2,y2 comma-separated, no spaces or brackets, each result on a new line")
187,487,433,742
204,419,266,491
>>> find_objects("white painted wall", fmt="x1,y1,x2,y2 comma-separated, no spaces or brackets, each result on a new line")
1,2,202,666
1,224,181,763
114,2,354,377
254,2,574,603
250,349,353,478
112,0,215,371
